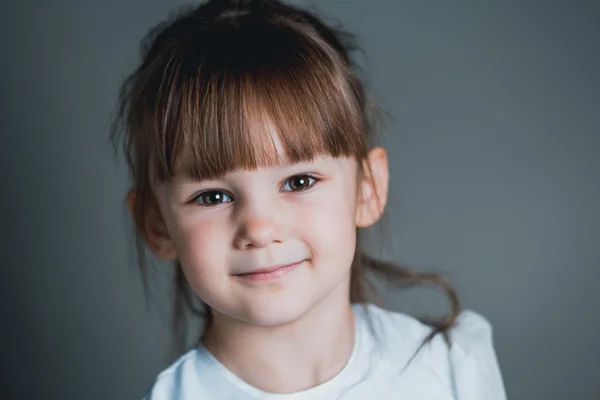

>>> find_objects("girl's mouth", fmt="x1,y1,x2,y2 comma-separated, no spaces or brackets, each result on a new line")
234,261,304,282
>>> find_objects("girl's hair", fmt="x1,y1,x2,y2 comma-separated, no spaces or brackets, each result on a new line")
110,0,459,354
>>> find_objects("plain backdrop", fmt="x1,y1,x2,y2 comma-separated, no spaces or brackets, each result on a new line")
1,0,599,399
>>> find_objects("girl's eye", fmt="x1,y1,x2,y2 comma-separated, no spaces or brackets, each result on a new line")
282,174,317,192
194,190,232,206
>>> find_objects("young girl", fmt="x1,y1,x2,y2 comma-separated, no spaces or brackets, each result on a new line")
111,0,507,398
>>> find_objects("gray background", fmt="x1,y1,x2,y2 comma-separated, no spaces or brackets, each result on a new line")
1,0,599,399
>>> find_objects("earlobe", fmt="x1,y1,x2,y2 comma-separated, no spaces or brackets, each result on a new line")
127,190,179,261
355,147,389,228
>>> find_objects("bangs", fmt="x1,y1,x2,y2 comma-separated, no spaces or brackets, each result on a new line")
142,17,368,183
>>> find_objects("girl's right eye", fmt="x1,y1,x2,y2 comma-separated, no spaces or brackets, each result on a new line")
193,190,233,206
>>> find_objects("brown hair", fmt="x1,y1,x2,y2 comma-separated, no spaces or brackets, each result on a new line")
110,0,459,356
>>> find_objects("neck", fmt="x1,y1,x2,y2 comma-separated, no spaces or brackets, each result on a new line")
202,278,355,394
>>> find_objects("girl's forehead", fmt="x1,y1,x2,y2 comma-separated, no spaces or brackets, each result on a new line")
154,71,367,183
170,117,347,180
170,154,346,185
269,126,288,160
173,126,288,178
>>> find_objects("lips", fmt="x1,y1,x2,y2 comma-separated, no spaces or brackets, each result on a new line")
234,261,304,282
236,263,294,275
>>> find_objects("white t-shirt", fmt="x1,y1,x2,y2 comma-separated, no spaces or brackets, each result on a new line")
143,303,507,399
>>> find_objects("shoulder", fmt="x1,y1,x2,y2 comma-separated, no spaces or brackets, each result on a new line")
359,302,492,337
445,310,507,399
357,303,496,356
141,349,213,400
356,304,506,399
448,309,495,356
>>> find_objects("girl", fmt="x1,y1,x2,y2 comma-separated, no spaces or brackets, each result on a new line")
111,0,507,398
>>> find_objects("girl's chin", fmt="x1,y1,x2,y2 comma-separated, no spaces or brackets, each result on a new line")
240,297,313,328
212,295,316,329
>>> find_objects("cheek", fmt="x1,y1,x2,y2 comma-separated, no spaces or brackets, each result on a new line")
170,213,230,287
294,184,358,266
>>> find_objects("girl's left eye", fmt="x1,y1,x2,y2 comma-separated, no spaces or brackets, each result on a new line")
281,174,318,192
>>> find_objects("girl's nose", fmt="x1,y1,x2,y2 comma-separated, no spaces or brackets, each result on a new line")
234,200,284,249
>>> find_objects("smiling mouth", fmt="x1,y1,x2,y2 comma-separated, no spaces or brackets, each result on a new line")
233,261,304,282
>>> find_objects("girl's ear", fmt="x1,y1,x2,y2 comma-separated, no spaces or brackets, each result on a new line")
355,147,389,228
127,190,178,260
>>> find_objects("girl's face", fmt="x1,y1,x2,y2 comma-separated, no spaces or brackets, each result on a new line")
146,144,388,327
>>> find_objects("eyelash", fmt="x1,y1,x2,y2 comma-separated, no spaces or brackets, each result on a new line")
192,174,320,207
